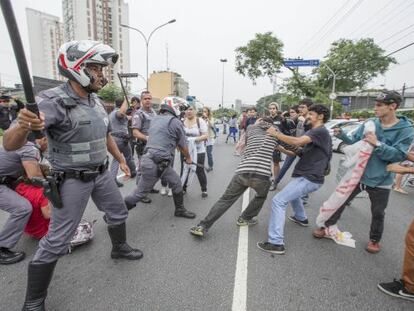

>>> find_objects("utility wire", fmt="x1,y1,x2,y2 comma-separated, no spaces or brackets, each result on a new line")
349,0,395,37
386,41,414,57
378,24,414,45
304,0,365,56
296,0,352,55
365,1,414,38
384,29,414,49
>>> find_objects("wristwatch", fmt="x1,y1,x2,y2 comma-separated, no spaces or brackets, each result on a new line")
375,141,382,148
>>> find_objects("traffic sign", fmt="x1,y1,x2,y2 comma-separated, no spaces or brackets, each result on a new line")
118,73,139,78
329,93,337,100
283,59,320,67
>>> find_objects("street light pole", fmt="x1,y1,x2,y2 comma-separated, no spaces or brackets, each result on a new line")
323,63,336,120
121,19,176,90
220,58,227,109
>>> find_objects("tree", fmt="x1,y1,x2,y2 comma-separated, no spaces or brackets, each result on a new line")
212,107,238,120
98,83,123,102
314,38,396,92
235,32,284,84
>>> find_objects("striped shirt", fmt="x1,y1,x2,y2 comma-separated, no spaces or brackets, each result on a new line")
235,124,278,177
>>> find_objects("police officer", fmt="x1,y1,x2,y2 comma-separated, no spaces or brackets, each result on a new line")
0,95,24,130
109,97,137,187
0,134,47,265
132,90,160,197
124,97,196,219
3,40,143,310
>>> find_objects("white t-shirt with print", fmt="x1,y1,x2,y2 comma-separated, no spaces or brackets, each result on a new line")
184,118,208,153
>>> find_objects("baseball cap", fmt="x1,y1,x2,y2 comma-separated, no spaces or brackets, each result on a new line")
375,90,402,105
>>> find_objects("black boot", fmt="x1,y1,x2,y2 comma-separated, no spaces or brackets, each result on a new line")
173,192,196,219
115,179,124,187
0,247,25,265
22,261,57,311
124,200,136,211
107,223,143,260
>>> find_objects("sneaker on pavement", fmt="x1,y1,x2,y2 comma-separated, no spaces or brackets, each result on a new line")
366,240,381,254
236,216,258,227
167,189,173,197
160,187,167,196
201,192,208,198
288,216,309,227
189,225,207,237
377,279,414,302
257,242,285,255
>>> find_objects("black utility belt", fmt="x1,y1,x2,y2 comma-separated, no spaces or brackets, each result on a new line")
54,161,109,182
0,176,20,188
111,132,130,140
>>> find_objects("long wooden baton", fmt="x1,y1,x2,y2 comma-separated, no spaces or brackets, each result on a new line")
0,0,43,138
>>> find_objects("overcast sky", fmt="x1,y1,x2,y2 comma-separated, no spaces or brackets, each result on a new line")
1,0,413,108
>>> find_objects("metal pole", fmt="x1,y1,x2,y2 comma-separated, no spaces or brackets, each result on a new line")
323,63,336,120
220,58,227,108
146,42,149,90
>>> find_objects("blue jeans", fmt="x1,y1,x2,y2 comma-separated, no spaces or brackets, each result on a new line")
206,145,214,169
274,155,296,184
268,177,322,245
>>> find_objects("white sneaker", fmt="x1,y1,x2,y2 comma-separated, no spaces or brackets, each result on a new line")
167,189,173,197
160,187,167,196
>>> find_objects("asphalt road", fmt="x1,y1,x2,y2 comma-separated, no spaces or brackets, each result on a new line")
1,133,413,311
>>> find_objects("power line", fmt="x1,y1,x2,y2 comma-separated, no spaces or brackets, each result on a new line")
304,0,365,56
378,23,414,45
386,41,414,57
365,1,414,38
384,29,414,49
349,0,395,37
296,0,352,55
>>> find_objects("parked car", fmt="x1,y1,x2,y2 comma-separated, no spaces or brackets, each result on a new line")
325,119,359,137
332,122,362,153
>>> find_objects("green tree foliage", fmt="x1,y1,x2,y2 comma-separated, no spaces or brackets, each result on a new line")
212,108,238,120
314,38,396,92
98,83,123,102
235,32,284,84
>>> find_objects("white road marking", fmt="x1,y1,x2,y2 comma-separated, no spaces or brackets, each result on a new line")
232,189,250,311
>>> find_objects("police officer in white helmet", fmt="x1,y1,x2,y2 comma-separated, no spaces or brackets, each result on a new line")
3,40,143,310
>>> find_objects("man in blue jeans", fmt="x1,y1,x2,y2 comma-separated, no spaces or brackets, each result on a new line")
258,104,332,255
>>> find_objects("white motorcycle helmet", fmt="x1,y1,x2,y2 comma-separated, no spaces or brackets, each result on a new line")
57,40,118,87
160,96,189,117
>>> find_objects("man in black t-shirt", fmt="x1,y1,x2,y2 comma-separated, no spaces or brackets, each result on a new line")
257,104,332,255
268,102,283,187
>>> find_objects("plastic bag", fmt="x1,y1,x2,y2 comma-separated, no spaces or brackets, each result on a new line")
69,219,96,252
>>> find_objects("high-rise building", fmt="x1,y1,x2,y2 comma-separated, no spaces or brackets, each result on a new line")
62,0,130,85
148,71,189,101
26,8,64,81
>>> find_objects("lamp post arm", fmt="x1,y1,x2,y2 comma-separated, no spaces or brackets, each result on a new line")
148,22,171,43
121,24,148,45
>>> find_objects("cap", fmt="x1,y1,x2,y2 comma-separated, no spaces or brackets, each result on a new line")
376,90,402,105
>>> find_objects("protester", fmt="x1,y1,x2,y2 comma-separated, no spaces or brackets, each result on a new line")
377,153,414,301
189,117,278,237
202,107,216,172
257,104,332,255
313,90,413,254
181,106,209,198
225,114,238,143
238,110,248,140
245,107,258,129
0,135,47,264
267,102,283,190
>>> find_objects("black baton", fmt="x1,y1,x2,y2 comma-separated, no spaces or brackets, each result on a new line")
1,0,43,138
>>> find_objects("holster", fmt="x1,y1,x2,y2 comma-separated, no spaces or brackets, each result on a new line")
135,140,147,156
31,174,63,209
156,160,171,178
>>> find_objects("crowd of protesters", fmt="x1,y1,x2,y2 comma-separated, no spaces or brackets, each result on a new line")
1,38,414,309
